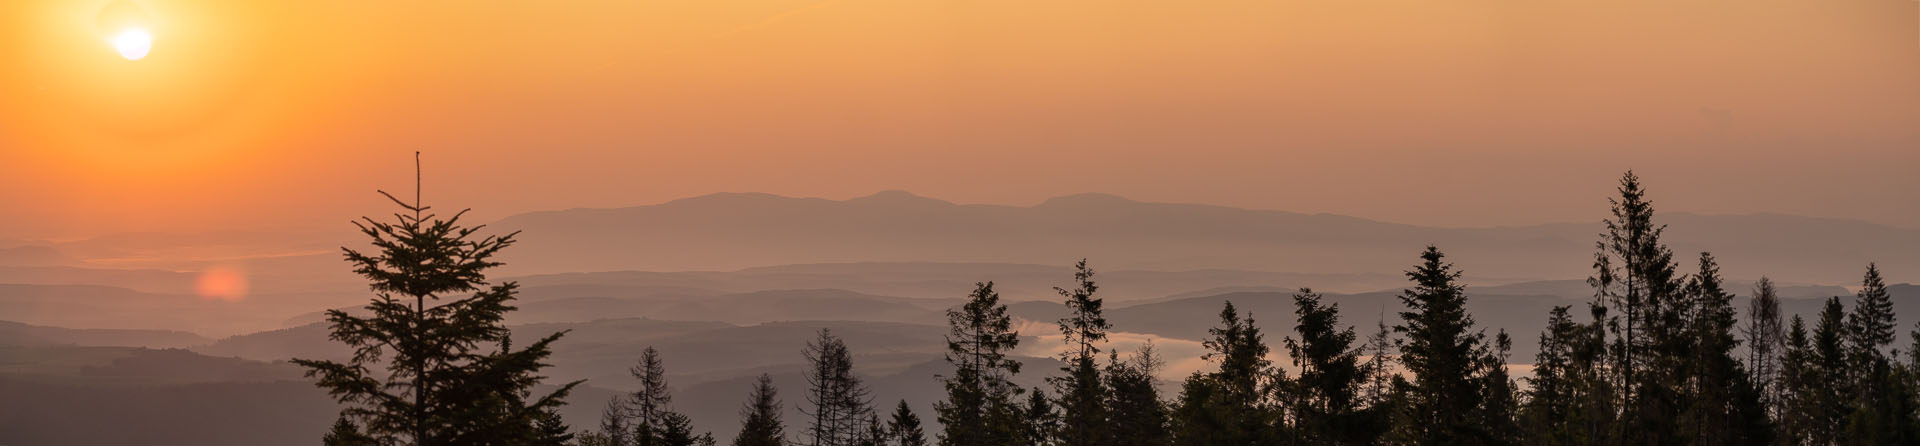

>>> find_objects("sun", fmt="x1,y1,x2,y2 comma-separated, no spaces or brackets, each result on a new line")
112,28,152,60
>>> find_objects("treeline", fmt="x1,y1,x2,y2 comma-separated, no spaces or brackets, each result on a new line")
303,171,1918,446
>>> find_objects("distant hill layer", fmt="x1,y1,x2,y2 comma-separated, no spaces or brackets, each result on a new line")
493,191,1918,284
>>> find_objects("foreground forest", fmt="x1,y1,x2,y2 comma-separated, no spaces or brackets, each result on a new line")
294,171,1917,446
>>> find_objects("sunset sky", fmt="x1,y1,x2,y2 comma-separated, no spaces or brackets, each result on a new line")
1,0,1916,239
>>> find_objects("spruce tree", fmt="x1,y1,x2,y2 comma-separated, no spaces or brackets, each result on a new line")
1586,171,1685,445
1743,277,1785,418
1478,330,1519,445
805,329,873,446
602,397,633,446
1806,298,1851,444
1847,264,1896,382
1019,388,1057,446
1678,253,1772,444
323,417,376,446
734,374,787,446
885,400,927,446
629,347,679,443
1283,288,1376,445
1521,306,1578,444
294,158,579,445
1776,316,1815,445
935,282,1024,446
1392,246,1498,445
1172,301,1278,446
1361,316,1397,406
1104,344,1171,446
1050,260,1111,446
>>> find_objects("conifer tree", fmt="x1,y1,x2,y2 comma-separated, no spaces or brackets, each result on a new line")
650,412,703,446
1104,344,1171,446
602,397,632,446
1283,288,1377,445
295,156,579,445
1478,330,1519,445
1806,298,1851,444
734,374,787,446
805,329,873,446
858,414,887,446
1843,363,1920,444
1391,246,1499,445
1743,277,1785,417
1776,316,1815,445
1172,301,1278,445
1521,306,1579,445
935,282,1024,446
628,347,679,443
1847,264,1897,381
1050,260,1111,446
1678,253,1773,444
324,417,376,446
1586,171,1685,444
1019,388,1057,446
885,400,927,446
1361,316,1397,407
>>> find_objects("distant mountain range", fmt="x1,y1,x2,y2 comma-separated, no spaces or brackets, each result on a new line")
493,191,1918,284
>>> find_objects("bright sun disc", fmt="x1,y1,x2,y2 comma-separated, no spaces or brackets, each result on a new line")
112,28,152,60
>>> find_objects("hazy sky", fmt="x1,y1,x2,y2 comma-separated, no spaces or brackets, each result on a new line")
1,0,1916,238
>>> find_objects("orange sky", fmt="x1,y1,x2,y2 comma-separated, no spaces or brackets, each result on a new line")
1,0,1916,239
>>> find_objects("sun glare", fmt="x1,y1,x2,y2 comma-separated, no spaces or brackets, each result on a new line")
195,266,248,302
112,28,152,60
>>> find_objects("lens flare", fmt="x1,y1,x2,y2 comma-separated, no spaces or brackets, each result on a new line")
195,266,248,301
112,28,152,60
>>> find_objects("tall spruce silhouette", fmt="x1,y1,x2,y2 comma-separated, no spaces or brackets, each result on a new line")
886,400,928,446
805,329,873,446
1172,300,1278,445
294,154,578,445
734,374,788,446
1743,276,1785,418
1103,344,1171,446
1390,246,1501,445
935,282,1025,446
1283,288,1377,445
1587,170,1685,443
1050,259,1111,446
1677,253,1773,443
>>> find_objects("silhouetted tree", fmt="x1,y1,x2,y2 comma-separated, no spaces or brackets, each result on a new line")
1284,288,1377,445
885,400,927,446
294,157,578,445
1019,387,1058,446
1361,315,1397,407
628,347,682,444
1479,330,1520,445
935,282,1025,446
1391,246,1502,445
1587,171,1685,445
1846,264,1896,387
805,329,873,446
1050,260,1111,446
1104,344,1171,446
324,417,376,446
1678,253,1773,444
1776,316,1816,445
1844,363,1920,444
1172,301,1279,445
1806,298,1851,444
601,397,633,446
1743,277,1785,418
650,412,703,446
734,374,787,446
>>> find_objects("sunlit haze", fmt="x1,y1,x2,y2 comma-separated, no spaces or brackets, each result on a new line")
0,0,1915,240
